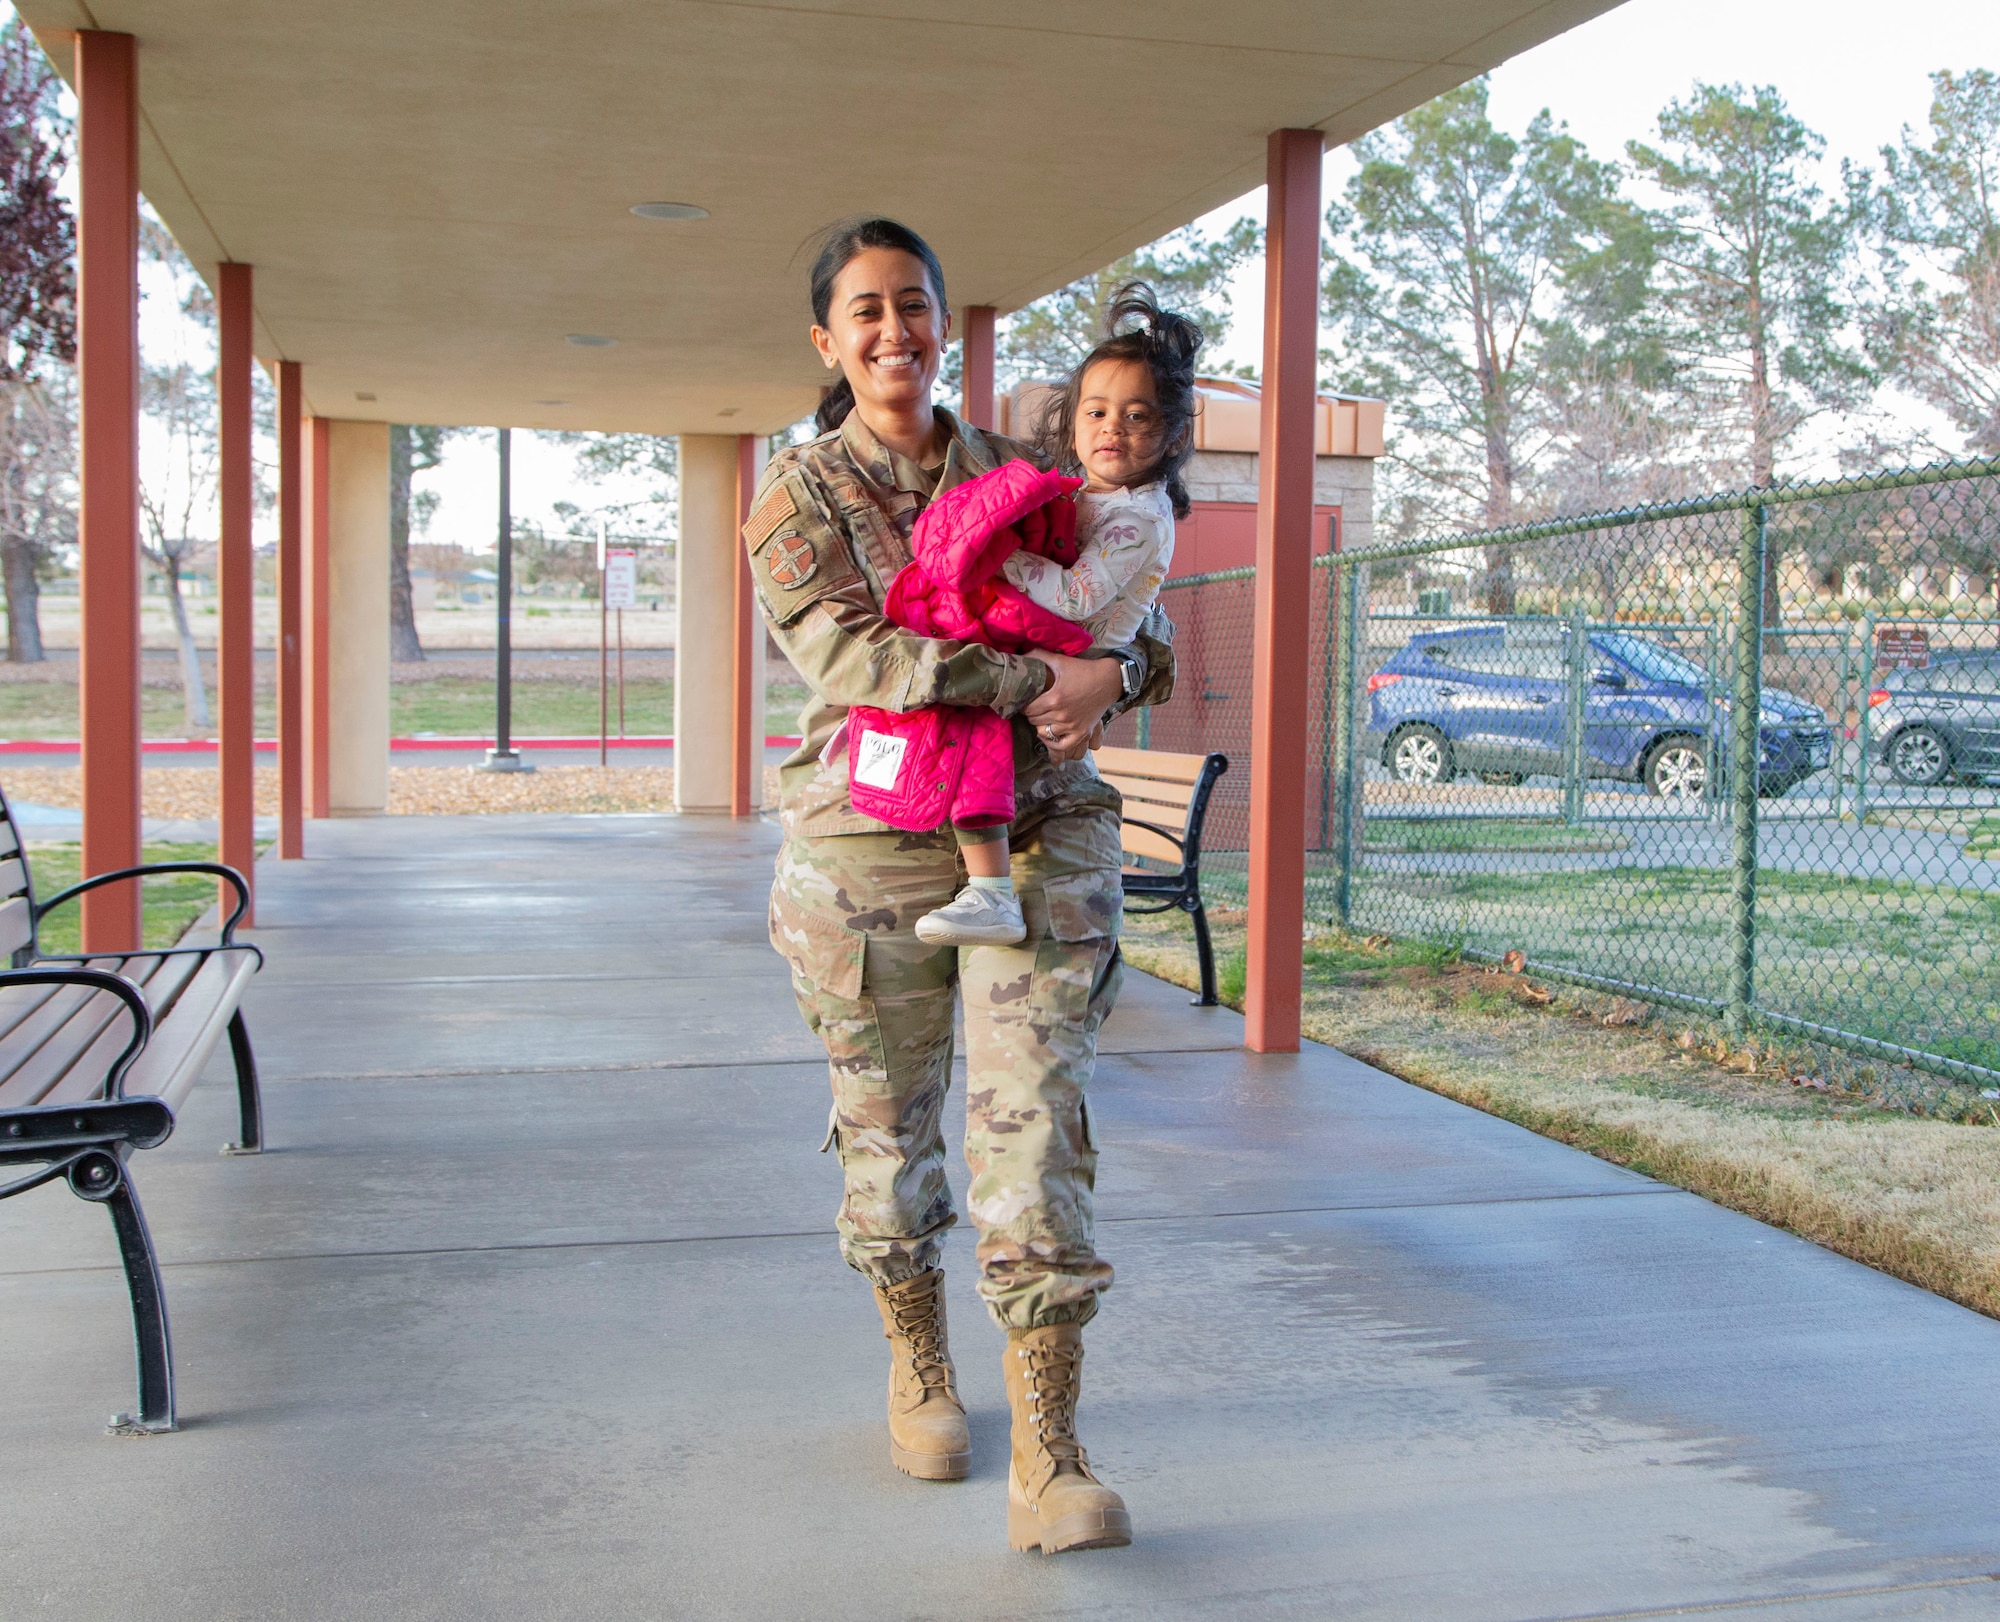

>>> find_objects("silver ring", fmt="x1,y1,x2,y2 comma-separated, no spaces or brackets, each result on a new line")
1043,724,1057,739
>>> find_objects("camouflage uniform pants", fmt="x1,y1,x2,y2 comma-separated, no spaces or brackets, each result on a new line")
769,788,1123,1329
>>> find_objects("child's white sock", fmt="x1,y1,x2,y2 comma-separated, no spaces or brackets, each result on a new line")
969,875,1015,895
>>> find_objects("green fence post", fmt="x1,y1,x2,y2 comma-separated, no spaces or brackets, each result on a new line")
1727,502,1768,1035
1333,559,1359,927
1317,557,1339,851
1562,610,1588,826
1851,610,1873,824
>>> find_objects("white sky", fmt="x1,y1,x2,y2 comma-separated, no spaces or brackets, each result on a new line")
100,0,1997,551
1470,0,1994,466
1196,0,2000,374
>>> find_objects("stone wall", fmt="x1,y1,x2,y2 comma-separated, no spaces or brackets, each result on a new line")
1180,449,1375,549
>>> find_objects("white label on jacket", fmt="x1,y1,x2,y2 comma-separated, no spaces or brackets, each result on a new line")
853,731,907,790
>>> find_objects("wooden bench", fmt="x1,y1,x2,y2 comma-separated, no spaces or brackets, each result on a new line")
0,784,263,1434
1095,745,1229,1006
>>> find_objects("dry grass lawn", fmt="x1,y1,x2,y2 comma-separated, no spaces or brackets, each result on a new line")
1120,905,2000,1321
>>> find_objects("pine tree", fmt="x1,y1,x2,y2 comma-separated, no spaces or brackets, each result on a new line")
1321,79,1643,609
1873,69,2000,456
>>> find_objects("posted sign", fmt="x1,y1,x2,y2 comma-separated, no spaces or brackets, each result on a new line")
1876,627,1930,671
604,548,639,610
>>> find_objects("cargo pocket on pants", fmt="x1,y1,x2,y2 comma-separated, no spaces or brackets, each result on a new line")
1029,869,1122,1029
768,885,868,1002
1040,868,1124,945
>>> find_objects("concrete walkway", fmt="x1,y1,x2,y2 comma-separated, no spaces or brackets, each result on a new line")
2,813,1998,1620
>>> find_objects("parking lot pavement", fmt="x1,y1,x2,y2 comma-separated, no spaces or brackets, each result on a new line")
3,812,1999,1619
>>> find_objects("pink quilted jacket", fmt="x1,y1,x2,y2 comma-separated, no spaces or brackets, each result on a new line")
845,462,1093,833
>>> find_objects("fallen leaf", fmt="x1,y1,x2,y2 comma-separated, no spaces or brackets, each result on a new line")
1601,998,1651,1028
1362,934,1392,951
1501,949,1526,974
1675,1029,1700,1051
1516,981,1555,1006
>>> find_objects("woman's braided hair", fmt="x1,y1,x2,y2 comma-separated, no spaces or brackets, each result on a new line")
1036,283,1204,518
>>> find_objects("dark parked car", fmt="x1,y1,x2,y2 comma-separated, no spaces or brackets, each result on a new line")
1868,652,2000,786
1367,623,1831,798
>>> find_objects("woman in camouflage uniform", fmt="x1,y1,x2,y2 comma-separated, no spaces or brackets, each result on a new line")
745,219,1171,1554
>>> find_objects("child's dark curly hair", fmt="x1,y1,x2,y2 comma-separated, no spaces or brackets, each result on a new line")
1036,283,1204,519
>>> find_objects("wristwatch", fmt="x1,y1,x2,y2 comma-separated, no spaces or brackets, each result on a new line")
1111,650,1144,701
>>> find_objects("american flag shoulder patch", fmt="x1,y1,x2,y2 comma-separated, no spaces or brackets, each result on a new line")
745,481,797,550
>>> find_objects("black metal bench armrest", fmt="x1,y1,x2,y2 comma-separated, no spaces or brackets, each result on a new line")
34,863,252,947
0,966,153,1098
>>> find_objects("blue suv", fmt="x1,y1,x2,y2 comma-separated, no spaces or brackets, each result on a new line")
1367,624,1831,799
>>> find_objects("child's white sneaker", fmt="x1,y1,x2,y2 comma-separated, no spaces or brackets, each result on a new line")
915,885,1026,946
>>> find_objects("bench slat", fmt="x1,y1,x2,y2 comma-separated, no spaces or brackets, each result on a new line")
0,857,28,901
119,949,259,1111
0,955,204,1109
1121,824,1186,868
0,975,67,1039
0,987,134,1107
1094,745,1208,784
1100,772,1199,812
36,954,212,1109
0,982,102,1103
0,894,31,958
78,951,210,1026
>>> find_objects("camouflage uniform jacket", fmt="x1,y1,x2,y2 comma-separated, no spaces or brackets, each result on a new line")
745,406,1175,839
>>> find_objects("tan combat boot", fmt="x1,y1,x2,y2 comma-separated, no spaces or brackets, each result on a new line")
874,1270,971,1480
1003,1323,1132,1554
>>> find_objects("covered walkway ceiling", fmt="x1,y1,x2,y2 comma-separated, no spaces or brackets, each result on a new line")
24,1,1622,436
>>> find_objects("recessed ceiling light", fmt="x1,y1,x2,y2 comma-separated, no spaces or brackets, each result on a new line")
566,334,616,347
631,201,708,221
533,399,569,407
355,391,377,401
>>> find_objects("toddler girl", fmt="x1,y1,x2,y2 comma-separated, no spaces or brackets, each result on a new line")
915,284,1202,946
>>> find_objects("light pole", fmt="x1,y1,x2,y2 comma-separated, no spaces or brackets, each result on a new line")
479,427,532,772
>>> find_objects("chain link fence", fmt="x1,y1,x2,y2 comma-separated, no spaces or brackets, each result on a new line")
1106,457,2000,1097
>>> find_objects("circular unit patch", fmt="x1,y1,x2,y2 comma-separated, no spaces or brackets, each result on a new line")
766,533,819,589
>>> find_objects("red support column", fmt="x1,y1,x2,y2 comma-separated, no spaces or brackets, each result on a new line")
276,362,303,857
1245,127,1324,1054
75,31,142,953
731,433,758,817
216,263,255,922
304,417,331,818
962,305,997,431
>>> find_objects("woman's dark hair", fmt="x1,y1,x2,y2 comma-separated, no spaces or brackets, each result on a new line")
1036,282,1204,518
807,217,949,435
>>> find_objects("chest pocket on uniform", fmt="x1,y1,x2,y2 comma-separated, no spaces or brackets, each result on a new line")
826,474,915,592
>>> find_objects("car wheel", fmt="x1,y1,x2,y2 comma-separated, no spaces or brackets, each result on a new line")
1644,737,1707,800
1888,726,1951,787
1388,724,1453,786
